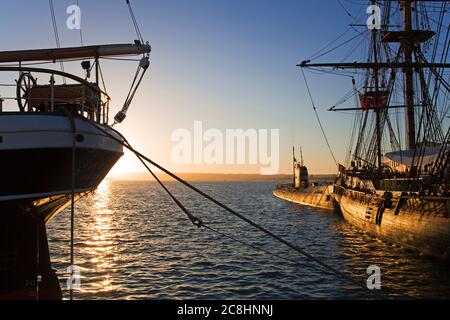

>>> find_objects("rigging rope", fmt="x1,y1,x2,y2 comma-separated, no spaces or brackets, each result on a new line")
307,27,352,61
97,62,108,93
81,118,383,295
336,0,352,18
113,57,150,125
300,68,339,166
48,0,66,84
308,30,369,62
35,215,40,300
77,0,84,46
63,109,76,301
416,47,450,93
126,0,144,44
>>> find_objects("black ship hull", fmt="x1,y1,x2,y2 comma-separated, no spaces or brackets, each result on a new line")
0,148,121,205
0,114,123,299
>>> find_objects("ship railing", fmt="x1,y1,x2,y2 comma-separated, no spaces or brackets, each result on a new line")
0,66,111,125
400,194,449,217
333,185,345,196
337,186,378,205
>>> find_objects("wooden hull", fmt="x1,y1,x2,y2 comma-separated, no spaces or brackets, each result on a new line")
273,184,335,210
337,187,450,258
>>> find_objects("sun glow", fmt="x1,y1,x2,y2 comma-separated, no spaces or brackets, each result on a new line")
108,152,145,179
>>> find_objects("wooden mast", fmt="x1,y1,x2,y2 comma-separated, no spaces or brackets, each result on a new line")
0,43,151,63
402,0,416,150
372,0,382,172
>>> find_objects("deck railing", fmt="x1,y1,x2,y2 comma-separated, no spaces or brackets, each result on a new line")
0,66,111,125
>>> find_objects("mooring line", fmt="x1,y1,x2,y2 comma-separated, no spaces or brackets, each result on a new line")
315,184,330,209
82,118,385,296
121,136,318,274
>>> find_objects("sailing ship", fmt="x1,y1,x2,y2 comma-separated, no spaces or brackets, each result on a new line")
299,1,449,258
0,19,150,301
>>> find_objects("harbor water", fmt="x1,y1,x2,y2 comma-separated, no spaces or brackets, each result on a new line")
47,180,450,300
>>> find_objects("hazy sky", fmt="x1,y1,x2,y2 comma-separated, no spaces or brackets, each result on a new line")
0,0,372,175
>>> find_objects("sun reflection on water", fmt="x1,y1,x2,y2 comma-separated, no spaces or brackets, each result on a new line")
46,180,450,300
80,180,118,295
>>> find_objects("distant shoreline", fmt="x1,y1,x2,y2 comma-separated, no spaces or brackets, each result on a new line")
108,173,337,182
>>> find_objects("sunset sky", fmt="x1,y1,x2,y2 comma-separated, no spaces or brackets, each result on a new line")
0,0,371,175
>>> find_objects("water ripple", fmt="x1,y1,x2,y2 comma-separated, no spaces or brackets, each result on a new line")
47,180,450,300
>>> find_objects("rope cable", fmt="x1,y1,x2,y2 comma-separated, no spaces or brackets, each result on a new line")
97,62,108,93
77,0,84,46
120,137,321,274
126,0,144,44
307,27,352,61
336,0,353,18
81,118,381,293
49,0,66,84
62,110,76,301
309,30,369,62
35,218,40,300
202,225,315,272
301,68,339,166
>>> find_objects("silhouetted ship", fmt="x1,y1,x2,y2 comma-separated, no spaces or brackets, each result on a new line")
0,43,150,299
298,1,449,258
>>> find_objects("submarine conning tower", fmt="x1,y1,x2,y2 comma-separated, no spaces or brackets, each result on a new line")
294,162,309,189
293,147,309,189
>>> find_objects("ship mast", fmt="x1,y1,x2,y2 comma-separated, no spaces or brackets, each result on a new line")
402,0,416,150
371,0,383,171
297,0,449,174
